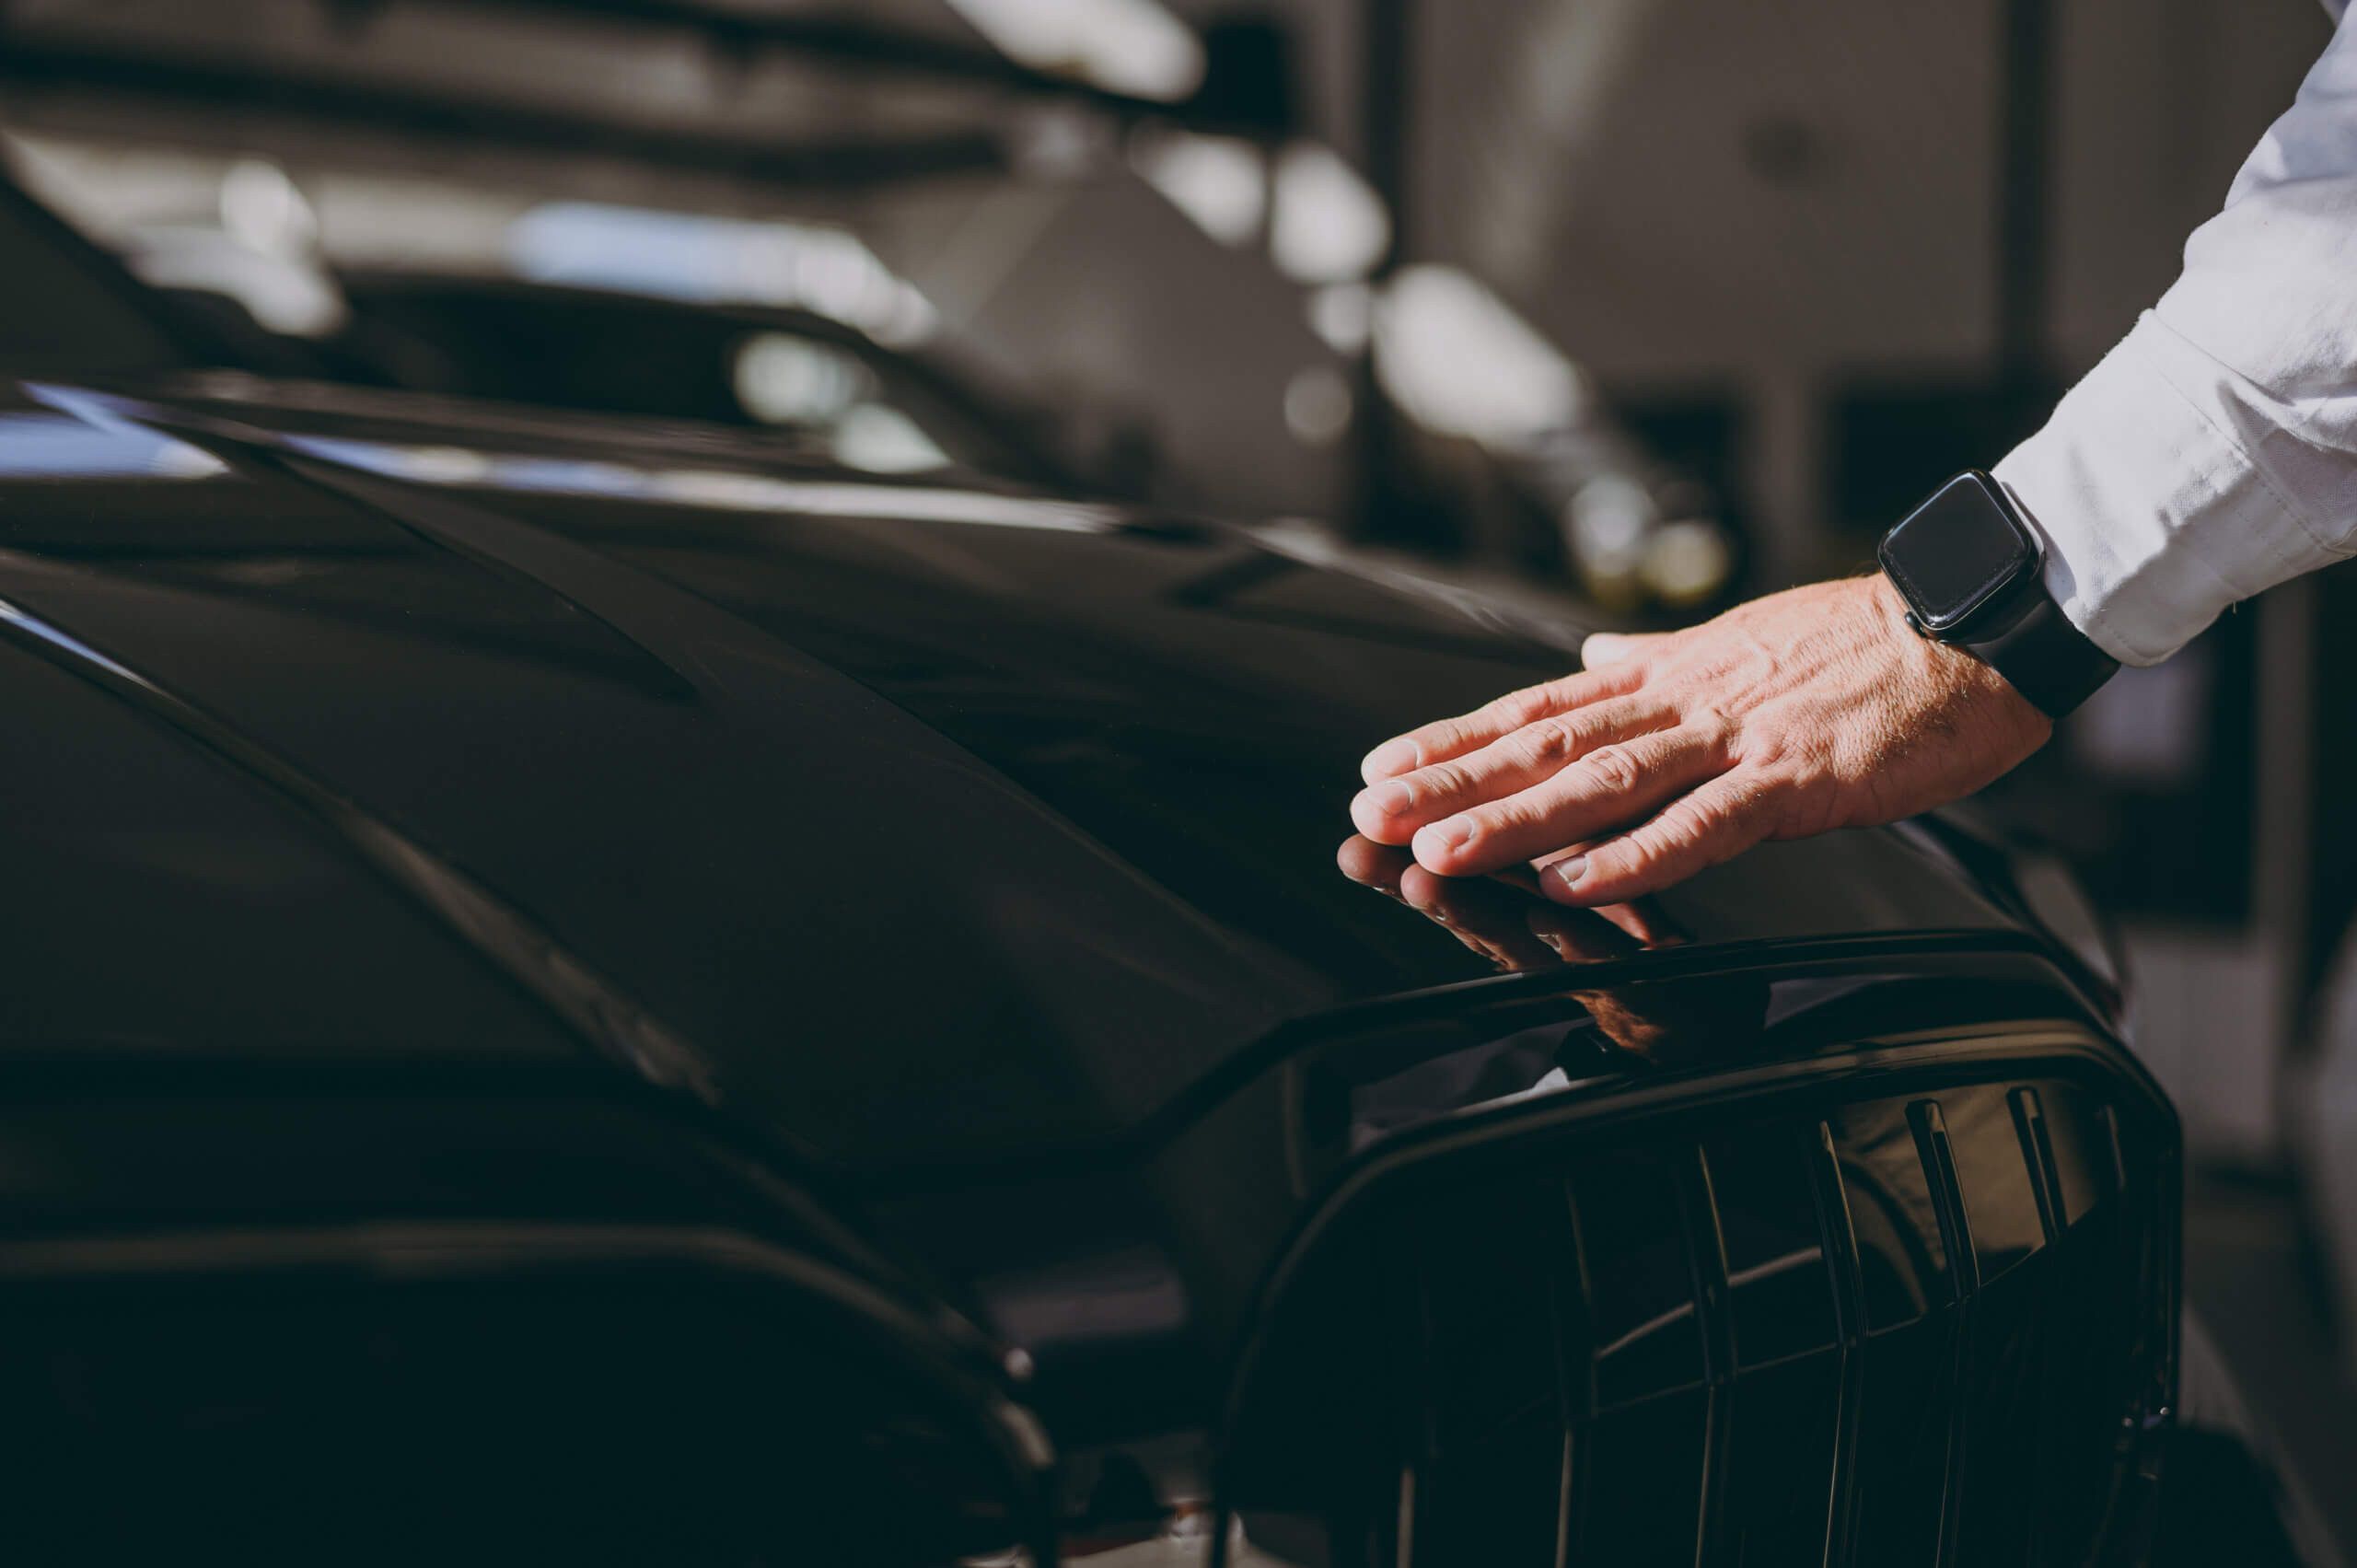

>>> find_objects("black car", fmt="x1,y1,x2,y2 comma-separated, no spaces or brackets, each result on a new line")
0,179,2200,1564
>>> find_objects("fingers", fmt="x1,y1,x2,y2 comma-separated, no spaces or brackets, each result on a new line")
1581,898,1691,949
1406,725,1733,877
1350,695,1673,845
1335,832,1413,894
1523,901,1643,965
1359,662,1646,784
1538,770,1783,906
1397,864,1561,970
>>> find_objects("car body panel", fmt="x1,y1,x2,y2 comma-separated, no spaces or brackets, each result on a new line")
0,380,2053,1139
0,371,2155,1492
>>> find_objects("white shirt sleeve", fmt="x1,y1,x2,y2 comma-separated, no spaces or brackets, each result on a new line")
1991,4,2357,666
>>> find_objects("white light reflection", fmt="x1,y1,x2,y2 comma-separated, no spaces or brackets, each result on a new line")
218,158,318,259
645,470,1110,530
1373,265,1585,447
125,157,346,339
1306,281,1374,354
830,405,953,475
1269,143,1390,285
1130,130,1265,247
732,334,867,426
1641,519,1735,607
0,597,155,689
284,437,1115,532
123,229,349,339
944,0,1206,101
0,415,228,480
507,203,938,347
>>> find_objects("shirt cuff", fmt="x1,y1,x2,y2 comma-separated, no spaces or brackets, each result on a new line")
1991,311,2336,667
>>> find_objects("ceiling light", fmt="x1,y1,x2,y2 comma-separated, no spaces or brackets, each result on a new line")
1270,143,1389,285
1131,130,1265,247
943,0,1207,101
1373,266,1585,447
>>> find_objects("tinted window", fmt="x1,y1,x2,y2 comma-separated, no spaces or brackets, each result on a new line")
1706,1124,1838,1365
1830,1098,1952,1330
1570,1151,1703,1406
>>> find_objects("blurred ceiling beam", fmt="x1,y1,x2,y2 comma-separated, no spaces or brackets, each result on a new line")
0,0,1287,141
416,0,1206,121
0,32,1010,191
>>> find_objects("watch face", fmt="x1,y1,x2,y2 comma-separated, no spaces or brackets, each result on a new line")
1877,471,2038,633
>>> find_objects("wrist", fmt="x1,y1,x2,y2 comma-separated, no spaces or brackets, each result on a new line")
1876,470,2119,719
1866,571,2028,708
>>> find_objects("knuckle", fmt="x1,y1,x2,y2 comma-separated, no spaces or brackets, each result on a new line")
1511,717,1578,770
1580,743,1644,797
1475,796,1538,838
1747,758,1836,836
1586,840,1650,888
1653,794,1718,850
1417,722,1465,759
1688,707,1741,765
1722,712,1779,769
1421,760,1473,801
1493,684,1562,727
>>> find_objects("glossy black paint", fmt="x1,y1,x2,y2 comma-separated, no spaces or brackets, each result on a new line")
0,365,2173,1558
6,1227,1057,1562
0,378,2096,1160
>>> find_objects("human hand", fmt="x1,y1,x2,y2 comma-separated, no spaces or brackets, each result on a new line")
1349,575,2050,905
1335,835,1766,1061
1335,832,1678,972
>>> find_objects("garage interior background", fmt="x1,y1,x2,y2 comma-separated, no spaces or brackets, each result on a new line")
3,0,2352,1551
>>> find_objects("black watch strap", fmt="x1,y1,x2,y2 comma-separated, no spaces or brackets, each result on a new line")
1955,586,2119,719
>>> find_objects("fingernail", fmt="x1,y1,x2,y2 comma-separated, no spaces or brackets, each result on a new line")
1361,738,1419,782
1416,817,1474,860
1349,780,1415,840
1545,854,1589,893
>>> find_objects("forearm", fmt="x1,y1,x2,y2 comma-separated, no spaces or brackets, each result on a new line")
1996,5,2357,667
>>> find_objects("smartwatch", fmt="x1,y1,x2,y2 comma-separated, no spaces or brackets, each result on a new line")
1877,470,2118,719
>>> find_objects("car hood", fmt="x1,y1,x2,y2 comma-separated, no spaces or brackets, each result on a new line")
0,375,2037,1179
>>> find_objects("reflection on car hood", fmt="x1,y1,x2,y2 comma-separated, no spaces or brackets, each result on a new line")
0,376,2033,1177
